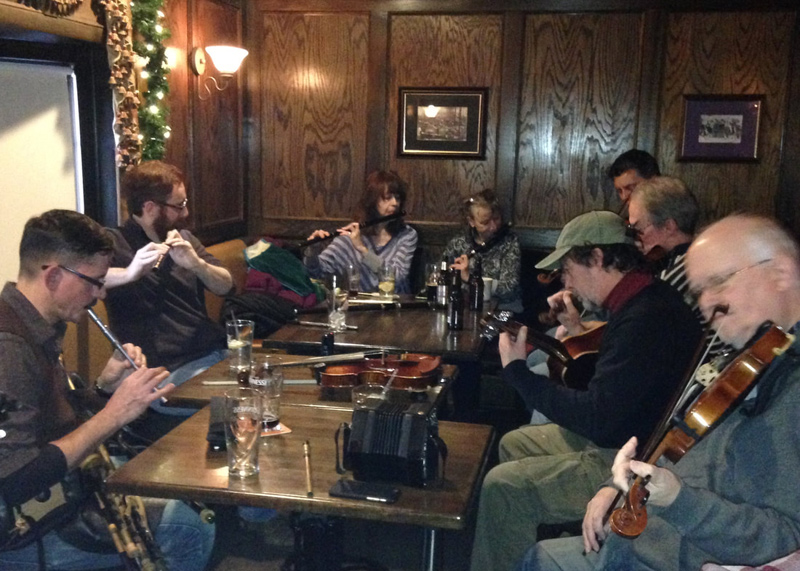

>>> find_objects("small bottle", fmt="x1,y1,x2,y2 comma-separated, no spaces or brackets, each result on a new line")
469,258,484,311
447,271,464,330
321,332,334,356
435,259,449,309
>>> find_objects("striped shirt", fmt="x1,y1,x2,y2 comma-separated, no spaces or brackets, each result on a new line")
659,244,729,359
305,225,418,294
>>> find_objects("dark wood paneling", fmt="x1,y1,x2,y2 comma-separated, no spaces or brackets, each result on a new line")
163,0,190,182
776,15,800,236
516,13,644,228
657,12,794,223
192,0,246,238
259,12,370,220
387,14,503,223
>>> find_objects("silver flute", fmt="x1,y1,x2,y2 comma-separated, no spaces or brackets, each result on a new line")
86,308,169,403
86,308,138,370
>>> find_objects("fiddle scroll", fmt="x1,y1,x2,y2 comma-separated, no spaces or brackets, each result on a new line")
609,323,794,539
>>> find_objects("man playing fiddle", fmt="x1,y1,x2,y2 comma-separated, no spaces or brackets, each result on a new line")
103,161,233,415
519,214,800,571
469,211,703,571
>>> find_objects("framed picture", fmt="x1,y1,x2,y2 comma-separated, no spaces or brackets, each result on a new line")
680,95,763,161
398,87,488,158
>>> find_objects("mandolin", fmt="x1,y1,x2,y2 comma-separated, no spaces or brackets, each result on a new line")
480,310,604,390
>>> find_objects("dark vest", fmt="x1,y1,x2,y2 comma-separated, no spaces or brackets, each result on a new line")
0,299,77,444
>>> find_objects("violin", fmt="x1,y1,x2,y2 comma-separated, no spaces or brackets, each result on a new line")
609,322,794,539
480,310,604,390
318,353,441,392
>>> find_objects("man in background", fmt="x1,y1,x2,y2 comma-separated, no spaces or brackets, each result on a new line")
607,149,661,215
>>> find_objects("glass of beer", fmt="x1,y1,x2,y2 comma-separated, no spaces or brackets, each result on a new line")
378,263,396,298
224,388,262,478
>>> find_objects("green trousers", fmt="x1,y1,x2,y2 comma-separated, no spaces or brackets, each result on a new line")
469,424,616,571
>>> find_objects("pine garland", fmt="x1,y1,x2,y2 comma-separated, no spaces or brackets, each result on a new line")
130,0,171,160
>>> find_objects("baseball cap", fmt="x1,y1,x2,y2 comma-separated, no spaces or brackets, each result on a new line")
535,211,632,270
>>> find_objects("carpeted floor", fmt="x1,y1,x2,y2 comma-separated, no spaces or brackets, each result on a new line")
207,506,475,570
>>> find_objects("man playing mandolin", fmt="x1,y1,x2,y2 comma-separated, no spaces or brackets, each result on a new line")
470,211,703,571
520,214,800,571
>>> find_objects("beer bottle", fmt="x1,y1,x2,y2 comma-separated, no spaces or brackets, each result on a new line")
435,259,449,309
447,271,464,330
469,257,484,311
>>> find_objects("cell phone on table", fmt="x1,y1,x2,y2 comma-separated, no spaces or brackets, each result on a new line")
329,479,400,504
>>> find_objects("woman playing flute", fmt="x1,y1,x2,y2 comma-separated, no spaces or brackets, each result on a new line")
304,170,417,293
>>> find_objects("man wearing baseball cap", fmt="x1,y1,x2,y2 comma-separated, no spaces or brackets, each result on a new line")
469,211,703,571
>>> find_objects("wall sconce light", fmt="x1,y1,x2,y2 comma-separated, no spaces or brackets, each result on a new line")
189,45,249,100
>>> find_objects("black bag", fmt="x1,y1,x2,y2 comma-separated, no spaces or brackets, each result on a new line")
335,398,447,488
220,292,297,338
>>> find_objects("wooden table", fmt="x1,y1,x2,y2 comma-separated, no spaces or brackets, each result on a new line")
107,406,495,571
166,357,457,412
264,303,493,421
265,302,490,362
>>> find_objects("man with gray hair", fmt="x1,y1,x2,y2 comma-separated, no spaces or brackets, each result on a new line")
627,175,698,292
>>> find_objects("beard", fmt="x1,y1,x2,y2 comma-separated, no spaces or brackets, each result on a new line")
152,210,188,241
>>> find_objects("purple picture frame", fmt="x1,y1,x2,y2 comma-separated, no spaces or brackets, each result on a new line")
680,95,763,162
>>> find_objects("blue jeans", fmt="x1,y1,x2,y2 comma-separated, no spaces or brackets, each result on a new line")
150,349,227,416
0,499,215,570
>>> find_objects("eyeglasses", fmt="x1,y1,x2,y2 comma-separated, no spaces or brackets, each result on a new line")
42,264,106,289
688,259,772,300
625,221,652,239
157,198,188,211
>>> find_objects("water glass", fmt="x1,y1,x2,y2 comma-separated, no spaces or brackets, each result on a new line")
327,274,348,332
378,263,396,298
226,319,254,378
224,388,262,478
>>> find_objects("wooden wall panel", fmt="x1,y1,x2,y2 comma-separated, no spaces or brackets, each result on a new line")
192,0,246,238
516,13,644,228
657,12,794,223
260,13,369,220
387,14,503,223
163,0,190,184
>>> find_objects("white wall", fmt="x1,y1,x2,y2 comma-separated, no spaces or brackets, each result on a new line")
0,60,82,284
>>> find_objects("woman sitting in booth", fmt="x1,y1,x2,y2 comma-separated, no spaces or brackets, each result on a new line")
443,189,522,312
304,170,418,294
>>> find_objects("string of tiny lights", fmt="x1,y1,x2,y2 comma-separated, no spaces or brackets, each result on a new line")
130,0,171,160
